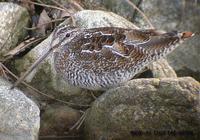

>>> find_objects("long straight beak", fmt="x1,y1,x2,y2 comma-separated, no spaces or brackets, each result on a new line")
10,28,59,89
10,46,54,89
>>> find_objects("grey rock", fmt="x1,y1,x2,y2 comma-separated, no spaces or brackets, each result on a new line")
136,58,177,79
0,2,30,58
72,10,139,29
148,58,177,78
138,0,200,81
14,10,175,104
85,77,200,140
0,77,40,140
40,105,81,136
82,0,141,22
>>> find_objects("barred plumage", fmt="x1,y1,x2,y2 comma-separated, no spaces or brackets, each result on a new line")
12,25,194,90
53,26,193,90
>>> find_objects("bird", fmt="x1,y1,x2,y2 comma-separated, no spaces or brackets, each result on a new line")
11,24,194,90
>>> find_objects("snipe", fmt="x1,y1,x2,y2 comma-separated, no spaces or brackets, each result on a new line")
12,25,194,90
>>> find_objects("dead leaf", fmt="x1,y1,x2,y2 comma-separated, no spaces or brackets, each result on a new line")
3,36,46,61
37,9,52,35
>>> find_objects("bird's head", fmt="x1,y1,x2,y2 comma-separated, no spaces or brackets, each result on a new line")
50,24,79,50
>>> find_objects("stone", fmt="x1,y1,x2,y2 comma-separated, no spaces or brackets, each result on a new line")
138,0,200,81
0,2,30,59
84,77,200,140
82,0,140,22
40,105,81,136
147,58,177,78
0,77,40,140
71,10,139,29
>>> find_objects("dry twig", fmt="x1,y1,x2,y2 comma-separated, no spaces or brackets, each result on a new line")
125,0,154,28
24,0,66,11
70,1,84,11
24,18,66,30
3,36,46,62
50,0,69,11
69,109,89,131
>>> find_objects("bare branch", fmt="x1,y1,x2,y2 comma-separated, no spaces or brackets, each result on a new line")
24,0,66,11
24,18,65,30
125,0,154,29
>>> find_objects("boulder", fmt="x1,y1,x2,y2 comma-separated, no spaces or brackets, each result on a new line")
0,77,40,140
84,77,200,140
40,105,81,136
138,59,177,78
0,2,30,59
82,0,140,22
70,10,138,29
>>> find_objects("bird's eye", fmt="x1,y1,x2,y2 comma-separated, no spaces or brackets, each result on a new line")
65,33,70,37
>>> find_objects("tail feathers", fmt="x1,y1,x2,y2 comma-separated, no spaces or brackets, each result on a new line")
137,31,194,57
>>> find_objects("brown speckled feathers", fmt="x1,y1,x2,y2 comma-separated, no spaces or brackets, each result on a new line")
12,25,194,90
